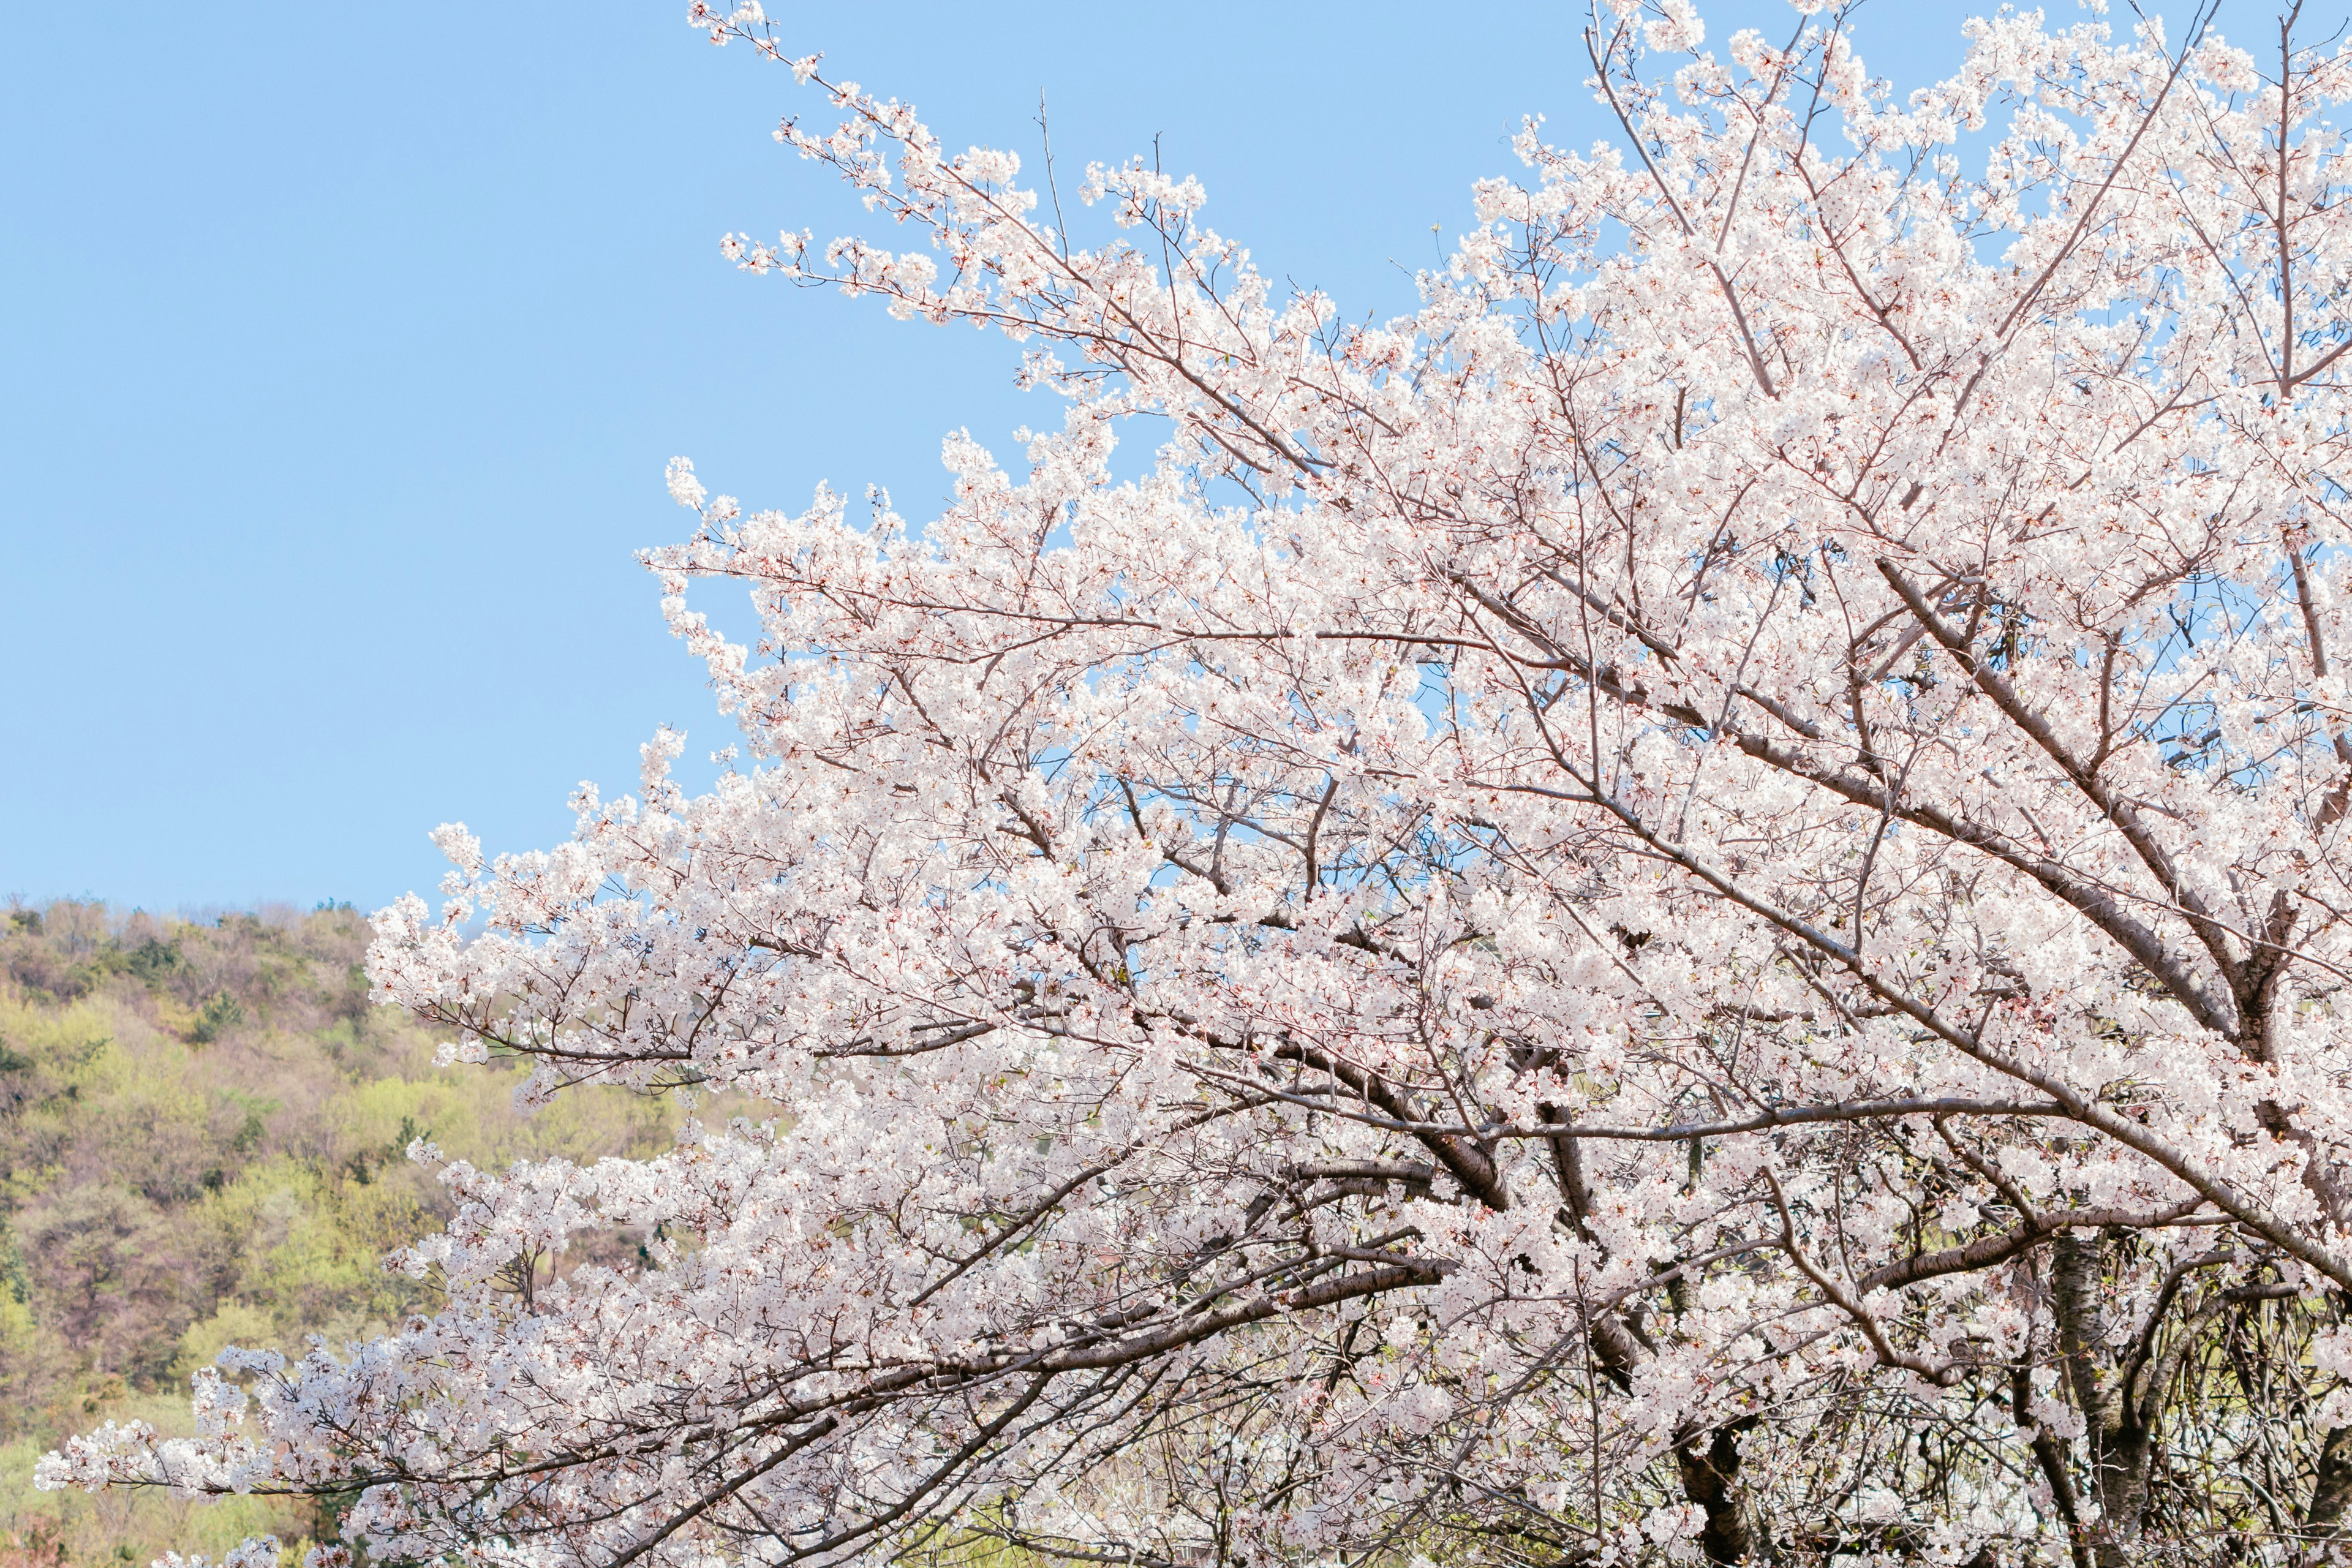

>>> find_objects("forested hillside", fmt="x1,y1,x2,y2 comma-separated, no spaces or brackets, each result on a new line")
0,902,682,1567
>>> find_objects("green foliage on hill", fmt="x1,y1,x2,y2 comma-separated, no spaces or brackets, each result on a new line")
0,902,682,1567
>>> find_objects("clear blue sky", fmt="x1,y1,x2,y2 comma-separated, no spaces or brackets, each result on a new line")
0,1,2256,914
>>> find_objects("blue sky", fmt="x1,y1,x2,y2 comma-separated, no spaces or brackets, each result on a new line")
0,0,2248,913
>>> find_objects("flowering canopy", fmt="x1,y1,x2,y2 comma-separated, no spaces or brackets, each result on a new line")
47,1,2352,1562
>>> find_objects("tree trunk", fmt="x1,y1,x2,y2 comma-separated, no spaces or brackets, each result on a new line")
2052,1234,2154,1568
1676,1417,1773,1564
2308,1423,2352,1552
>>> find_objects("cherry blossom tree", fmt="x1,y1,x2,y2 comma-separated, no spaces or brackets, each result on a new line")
45,0,2352,1562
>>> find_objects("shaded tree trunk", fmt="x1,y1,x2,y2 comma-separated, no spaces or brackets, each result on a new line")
1676,1417,1773,1564
2307,1423,2352,1555
2052,1234,2157,1568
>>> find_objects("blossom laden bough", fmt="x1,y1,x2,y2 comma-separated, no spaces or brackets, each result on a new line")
51,0,2352,1562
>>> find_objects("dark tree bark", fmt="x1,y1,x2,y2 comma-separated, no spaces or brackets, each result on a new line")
2308,1423,2352,1542
1675,1417,1773,1564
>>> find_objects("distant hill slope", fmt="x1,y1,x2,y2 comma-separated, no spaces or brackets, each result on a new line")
0,902,682,1568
